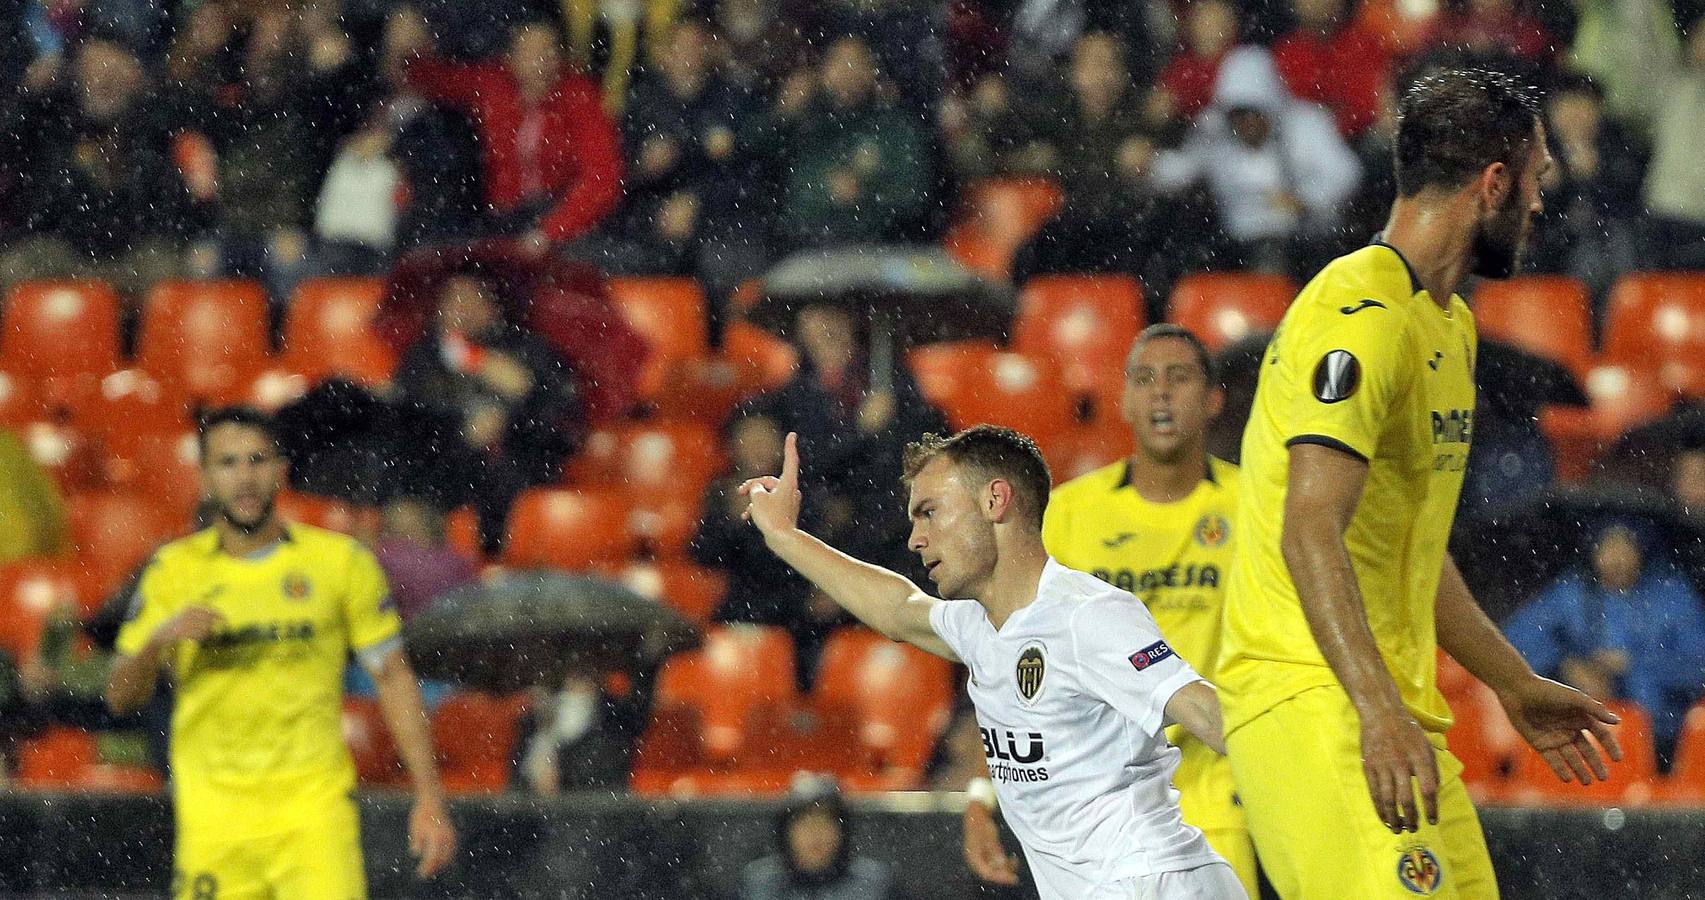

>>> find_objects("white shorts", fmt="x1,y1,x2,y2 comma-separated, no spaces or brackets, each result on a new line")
1120,862,1249,900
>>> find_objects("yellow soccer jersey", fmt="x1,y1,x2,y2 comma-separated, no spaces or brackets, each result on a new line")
1219,242,1476,737
1042,456,1239,683
117,524,400,838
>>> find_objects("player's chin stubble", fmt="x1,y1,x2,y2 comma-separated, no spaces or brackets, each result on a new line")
221,499,276,535
1469,195,1527,280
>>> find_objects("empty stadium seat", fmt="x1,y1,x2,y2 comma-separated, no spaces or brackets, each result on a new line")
0,560,84,659
1,281,122,378
116,431,204,513
68,489,184,599
1663,703,1705,804
243,365,313,413
504,488,634,570
1013,275,1145,413
942,177,1064,280
1603,273,1705,395
1539,364,1674,481
1507,701,1657,805
16,726,99,787
650,625,797,763
432,691,528,794
283,277,396,384
137,280,271,403
813,628,954,774
1473,276,1594,376
619,560,729,623
1445,683,1520,801
631,704,707,793
17,417,103,490
275,492,377,540
69,369,192,466
609,277,710,406
445,506,483,562
910,342,1074,440
1168,273,1296,350
1041,415,1136,484
570,422,724,496
0,371,40,426
738,701,868,778
648,321,800,423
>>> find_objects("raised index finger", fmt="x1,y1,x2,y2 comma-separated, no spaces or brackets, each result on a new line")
781,431,800,487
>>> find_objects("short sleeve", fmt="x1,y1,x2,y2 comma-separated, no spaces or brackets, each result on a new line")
1281,295,1414,462
343,544,402,653
928,599,985,663
114,558,173,658
1069,598,1204,736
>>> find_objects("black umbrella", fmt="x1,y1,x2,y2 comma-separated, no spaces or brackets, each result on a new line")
752,245,1017,392
404,571,699,692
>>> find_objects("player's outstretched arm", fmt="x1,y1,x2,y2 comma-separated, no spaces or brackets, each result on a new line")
1283,443,1438,835
742,432,957,661
1435,555,1623,784
1164,680,1227,755
370,646,458,877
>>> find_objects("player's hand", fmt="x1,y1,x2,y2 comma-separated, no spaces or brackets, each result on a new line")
153,606,226,647
1499,675,1622,785
1358,706,1440,834
740,431,802,537
409,794,457,878
963,800,1020,885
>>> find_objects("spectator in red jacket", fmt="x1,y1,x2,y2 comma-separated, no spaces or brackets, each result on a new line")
1422,0,1554,65
1155,0,1240,124
405,18,624,253
1272,0,1392,138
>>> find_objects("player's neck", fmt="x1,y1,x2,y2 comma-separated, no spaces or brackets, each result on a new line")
217,516,288,558
1382,197,1475,309
979,540,1051,630
1125,448,1208,504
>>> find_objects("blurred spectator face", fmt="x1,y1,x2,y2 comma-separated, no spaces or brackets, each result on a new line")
437,275,502,336
1292,0,1347,32
1121,336,1223,464
508,22,563,85
1185,0,1238,59
1592,526,1643,593
1672,450,1705,513
717,0,773,45
1069,33,1127,102
795,304,856,373
658,20,713,84
821,36,877,109
785,805,844,876
382,498,445,546
729,415,785,479
1547,87,1602,144
383,5,433,80
76,40,144,122
201,423,287,534
1228,107,1272,148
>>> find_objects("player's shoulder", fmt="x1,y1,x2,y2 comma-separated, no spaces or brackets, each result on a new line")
1293,244,1423,325
146,528,220,572
283,522,371,559
1050,460,1127,506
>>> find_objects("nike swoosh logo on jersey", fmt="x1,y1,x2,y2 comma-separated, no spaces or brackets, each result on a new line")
1102,532,1138,548
1339,298,1387,315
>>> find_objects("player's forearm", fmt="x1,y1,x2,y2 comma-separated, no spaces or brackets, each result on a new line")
1164,680,1227,754
373,655,447,803
763,527,924,640
105,644,164,715
1282,516,1407,718
1435,555,1535,697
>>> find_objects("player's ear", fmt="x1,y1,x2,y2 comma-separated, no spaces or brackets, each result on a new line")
1205,385,1226,422
986,478,1016,523
1477,160,1513,215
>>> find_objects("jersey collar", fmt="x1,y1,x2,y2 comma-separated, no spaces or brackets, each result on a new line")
1369,234,1424,295
1115,457,1218,491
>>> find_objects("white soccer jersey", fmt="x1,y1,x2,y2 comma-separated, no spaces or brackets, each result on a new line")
930,559,1224,898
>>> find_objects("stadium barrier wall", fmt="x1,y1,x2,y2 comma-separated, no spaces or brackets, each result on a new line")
0,791,1701,898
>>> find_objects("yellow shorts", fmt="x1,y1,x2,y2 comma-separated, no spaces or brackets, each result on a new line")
1225,685,1497,899
1172,735,1259,898
174,797,366,900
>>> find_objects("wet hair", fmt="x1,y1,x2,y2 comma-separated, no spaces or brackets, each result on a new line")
1128,323,1220,387
902,426,1052,530
197,406,282,457
1394,67,1541,197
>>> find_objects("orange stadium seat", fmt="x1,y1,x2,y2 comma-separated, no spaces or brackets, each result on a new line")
0,280,122,379
910,342,1073,440
275,492,377,540
68,489,184,600
1507,701,1657,805
651,625,797,763
813,628,954,775
942,177,1064,281
0,560,84,660
1445,684,1519,801
432,691,527,794
283,277,396,384
609,277,710,406
0,371,41,426
118,431,204,514
1013,275,1145,415
650,321,800,423
1472,276,1594,376
1663,703,1705,804
631,703,708,793
16,726,99,787
1042,416,1136,484
504,487,634,570
738,701,868,780
618,560,728,623
343,697,402,785
137,280,271,403
17,417,103,490
1603,273,1705,396
1540,364,1674,481
572,422,724,496
1168,273,1296,350
445,506,483,563
69,369,193,467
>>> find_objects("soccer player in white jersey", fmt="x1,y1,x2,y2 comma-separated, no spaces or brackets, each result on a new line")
742,425,1246,900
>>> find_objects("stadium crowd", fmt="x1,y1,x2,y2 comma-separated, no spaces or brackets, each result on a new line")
2,0,1705,831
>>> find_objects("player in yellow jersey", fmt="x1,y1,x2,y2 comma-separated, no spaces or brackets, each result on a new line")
1217,68,1622,898
963,324,1257,895
106,407,456,899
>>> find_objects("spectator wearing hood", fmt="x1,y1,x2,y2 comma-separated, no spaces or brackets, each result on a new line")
740,781,895,900
1505,519,1705,769
1153,45,1361,275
